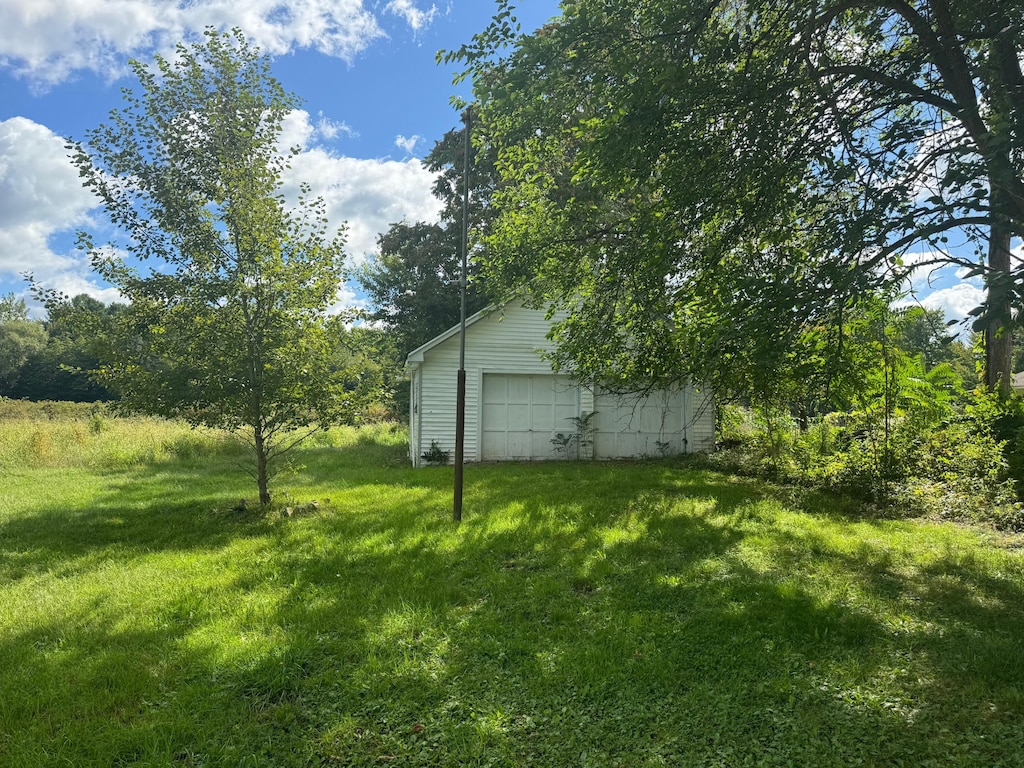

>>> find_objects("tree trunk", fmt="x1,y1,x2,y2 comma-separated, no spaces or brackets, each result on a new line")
254,424,271,506
985,221,1013,396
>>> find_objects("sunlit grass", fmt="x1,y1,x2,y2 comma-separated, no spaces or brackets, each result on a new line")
1,417,1023,766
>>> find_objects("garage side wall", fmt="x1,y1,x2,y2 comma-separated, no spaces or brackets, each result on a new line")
413,304,567,466
690,387,716,452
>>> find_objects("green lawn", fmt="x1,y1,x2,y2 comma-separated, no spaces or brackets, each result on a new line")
1,421,1023,766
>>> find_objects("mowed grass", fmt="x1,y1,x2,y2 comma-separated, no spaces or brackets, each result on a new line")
1,417,1023,766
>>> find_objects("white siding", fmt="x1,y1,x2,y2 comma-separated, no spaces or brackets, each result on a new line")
408,301,714,465
688,387,716,453
410,302,566,466
408,368,421,463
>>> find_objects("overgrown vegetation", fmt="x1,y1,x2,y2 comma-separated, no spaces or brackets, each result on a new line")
550,410,598,460
2,416,1023,766
420,439,450,465
450,0,1024,392
710,394,1024,530
0,399,241,470
681,298,1023,530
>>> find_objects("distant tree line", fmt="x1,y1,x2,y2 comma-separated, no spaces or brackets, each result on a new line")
0,292,118,402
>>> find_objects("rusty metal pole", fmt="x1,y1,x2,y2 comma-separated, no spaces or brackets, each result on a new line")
453,108,471,523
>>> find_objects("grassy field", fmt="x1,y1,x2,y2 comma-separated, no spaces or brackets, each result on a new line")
1,415,1023,766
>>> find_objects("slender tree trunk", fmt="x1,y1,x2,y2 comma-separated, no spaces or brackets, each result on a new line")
254,424,271,506
985,221,1013,396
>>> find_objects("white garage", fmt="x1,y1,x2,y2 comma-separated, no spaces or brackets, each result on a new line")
405,300,714,467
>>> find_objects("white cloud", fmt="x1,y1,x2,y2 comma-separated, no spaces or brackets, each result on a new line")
0,112,440,313
317,112,356,141
282,146,442,262
279,109,358,152
329,281,364,316
277,112,440,261
395,134,421,155
0,0,432,88
917,283,986,328
278,109,317,153
897,249,959,296
384,1,439,32
0,116,117,304
277,113,441,261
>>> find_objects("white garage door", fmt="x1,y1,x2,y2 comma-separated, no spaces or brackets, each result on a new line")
593,388,688,458
481,374,579,460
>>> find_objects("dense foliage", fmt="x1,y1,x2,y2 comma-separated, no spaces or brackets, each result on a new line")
0,293,47,393
708,304,1023,529
0,293,121,402
357,125,495,360
448,0,1024,395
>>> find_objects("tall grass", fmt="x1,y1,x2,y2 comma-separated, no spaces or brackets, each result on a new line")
0,412,234,471
0,401,406,474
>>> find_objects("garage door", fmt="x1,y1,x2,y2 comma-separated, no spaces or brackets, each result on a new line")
481,374,579,460
593,388,687,458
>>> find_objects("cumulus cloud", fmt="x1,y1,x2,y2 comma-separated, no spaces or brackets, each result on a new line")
896,249,961,296
384,1,440,32
897,239,1024,327
918,283,986,328
0,116,116,305
279,109,359,153
317,112,356,141
0,0,433,88
283,151,442,262
277,111,441,260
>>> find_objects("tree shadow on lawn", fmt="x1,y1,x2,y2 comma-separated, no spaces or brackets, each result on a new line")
0,431,417,584
3,455,1024,764
284,462,1024,764
247,480,1024,765
0,457,283,583
757,521,1024,688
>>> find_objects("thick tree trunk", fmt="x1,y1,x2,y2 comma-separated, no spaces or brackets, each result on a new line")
254,425,271,506
985,221,1013,396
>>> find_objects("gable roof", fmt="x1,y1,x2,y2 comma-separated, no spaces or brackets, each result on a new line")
405,301,510,365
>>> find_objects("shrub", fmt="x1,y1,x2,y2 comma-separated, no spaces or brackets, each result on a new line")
0,398,111,421
716,403,759,448
420,440,450,465
710,400,1023,529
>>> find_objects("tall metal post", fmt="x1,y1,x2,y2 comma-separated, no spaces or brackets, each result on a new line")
453,108,471,522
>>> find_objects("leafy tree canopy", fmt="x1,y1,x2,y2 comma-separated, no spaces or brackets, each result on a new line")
448,0,1024,396
357,125,494,359
0,293,47,389
2,292,122,402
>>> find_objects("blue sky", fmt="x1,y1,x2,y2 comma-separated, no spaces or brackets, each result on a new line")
0,0,561,313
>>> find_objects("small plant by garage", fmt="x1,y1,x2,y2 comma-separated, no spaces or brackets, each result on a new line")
420,440,450,465
551,411,598,460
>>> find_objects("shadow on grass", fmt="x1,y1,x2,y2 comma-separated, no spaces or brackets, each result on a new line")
0,430,413,582
2,451,1024,765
